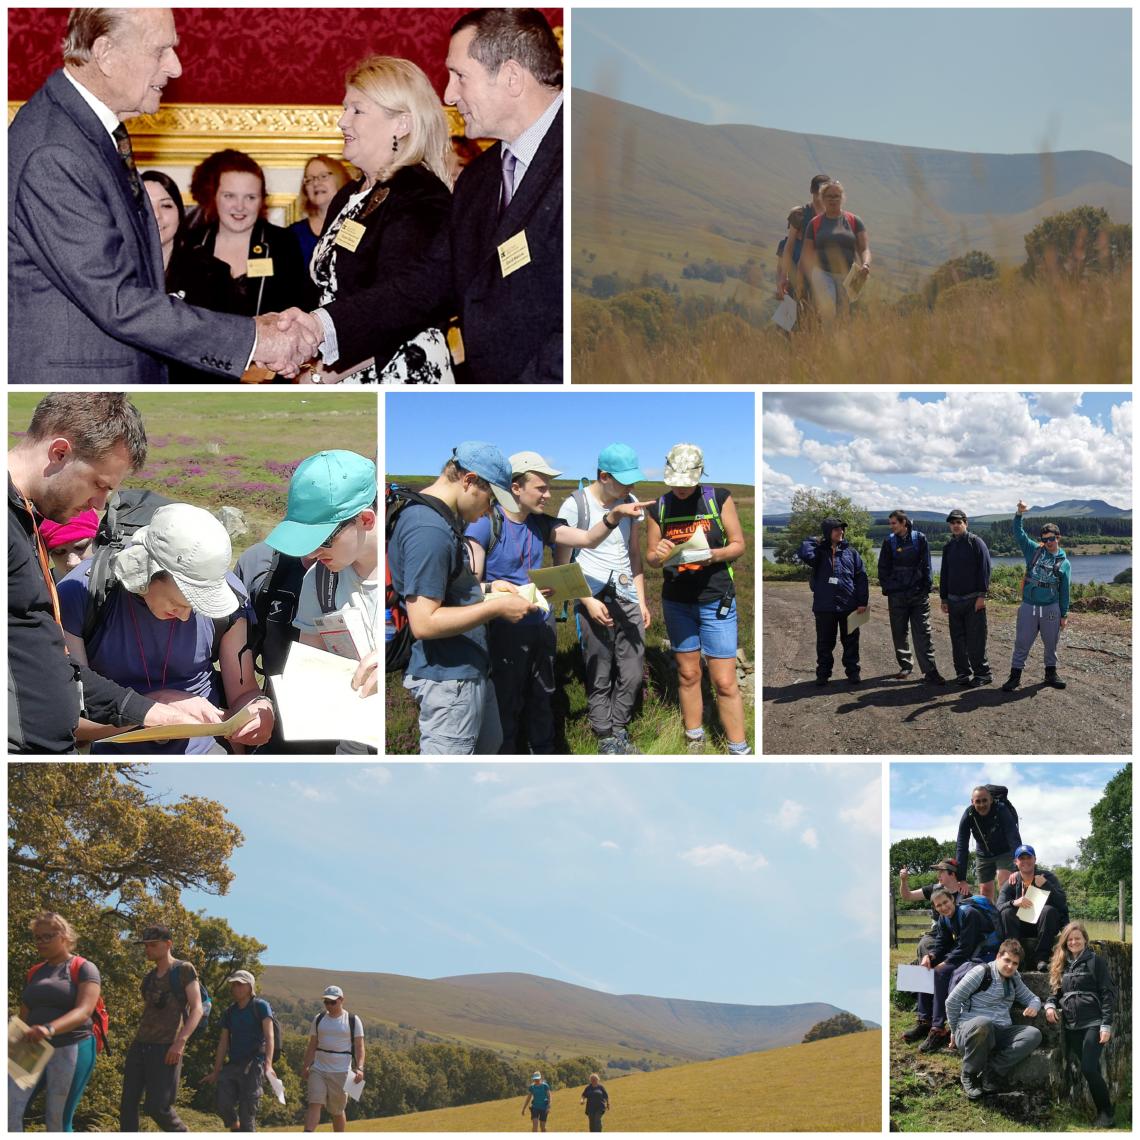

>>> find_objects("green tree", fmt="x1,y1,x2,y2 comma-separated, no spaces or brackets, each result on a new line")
802,1011,867,1043
774,488,872,565
1023,205,1131,278
924,250,999,306
889,837,945,876
1077,765,1132,912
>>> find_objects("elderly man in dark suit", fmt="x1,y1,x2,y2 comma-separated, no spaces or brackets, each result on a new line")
8,8,315,384
288,8,563,385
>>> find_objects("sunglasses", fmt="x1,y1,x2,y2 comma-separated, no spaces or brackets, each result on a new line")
322,998,340,1006
1041,534,1059,542
318,519,354,549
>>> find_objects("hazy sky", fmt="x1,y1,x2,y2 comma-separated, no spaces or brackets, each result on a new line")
890,761,1127,866
386,392,756,484
762,391,1132,516
572,9,1132,163
153,762,881,1022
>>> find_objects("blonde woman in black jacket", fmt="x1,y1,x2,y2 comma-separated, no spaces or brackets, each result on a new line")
1044,922,1116,1128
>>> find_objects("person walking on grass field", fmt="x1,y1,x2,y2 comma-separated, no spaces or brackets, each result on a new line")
522,1070,552,1132
300,985,364,1133
466,450,650,754
644,443,749,754
581,1072,610,1132
938,508,992,687
945,939,1042,1101
877,510,946,685
554,444,652,755
797,517,867,686
1001,501,1071,692
119,925,203,1133
203,970,276,1133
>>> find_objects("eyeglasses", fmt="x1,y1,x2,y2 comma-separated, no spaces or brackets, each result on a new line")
317,519,354,549
303,172,334,187
1041,535,1059,542
32,931,61,943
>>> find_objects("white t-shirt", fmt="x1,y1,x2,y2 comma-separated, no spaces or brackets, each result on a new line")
558,487,639,602
294,562,378,636
310,1009,362,1073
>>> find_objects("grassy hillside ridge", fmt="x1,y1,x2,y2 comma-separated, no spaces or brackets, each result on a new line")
280,1030,882,1132
260,966,842,1066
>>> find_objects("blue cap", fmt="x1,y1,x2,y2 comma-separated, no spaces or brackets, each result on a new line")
453,441,516,511
597,442,646,485
266,451,377,557
1013,845,1035,859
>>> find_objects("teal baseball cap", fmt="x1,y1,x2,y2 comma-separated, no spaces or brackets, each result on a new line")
266,450,377,556
597,442,646,485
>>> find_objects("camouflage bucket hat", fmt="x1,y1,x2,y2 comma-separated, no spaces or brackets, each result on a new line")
663,443,704,488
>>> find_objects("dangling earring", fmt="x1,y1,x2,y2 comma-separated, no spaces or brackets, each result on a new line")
392,135,399,153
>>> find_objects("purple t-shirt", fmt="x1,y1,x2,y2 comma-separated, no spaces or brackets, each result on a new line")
466,509,565,627
58,560,251,755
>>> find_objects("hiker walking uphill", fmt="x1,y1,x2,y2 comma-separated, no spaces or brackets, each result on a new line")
955,785,1023,902
799,180,871,321
1001,502,1071,692
522,1071,552,1132
301,985,364,1132
119,924,204,1133
797,517,868,686
581,1073,611,1132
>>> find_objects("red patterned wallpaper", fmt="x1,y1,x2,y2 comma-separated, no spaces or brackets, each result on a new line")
8,8,563,104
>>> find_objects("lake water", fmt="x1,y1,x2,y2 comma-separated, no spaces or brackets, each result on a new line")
762,548,1130,585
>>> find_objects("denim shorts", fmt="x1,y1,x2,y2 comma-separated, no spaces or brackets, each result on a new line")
662,597,738,658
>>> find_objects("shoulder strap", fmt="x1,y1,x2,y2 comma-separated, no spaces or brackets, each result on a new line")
392,489,470,582
81,545,119,645
315,1010,325,1032
26,959,48,983
68,955,86,985
314,562,340,615
810,213,823,239
844,211,856,230
487,504,504,556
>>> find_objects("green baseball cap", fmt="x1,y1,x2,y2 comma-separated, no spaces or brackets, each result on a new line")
266,450,377,556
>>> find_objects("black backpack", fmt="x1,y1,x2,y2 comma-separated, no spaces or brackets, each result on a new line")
971,784,1019,830
314,1008,362,1068
384,485,470,673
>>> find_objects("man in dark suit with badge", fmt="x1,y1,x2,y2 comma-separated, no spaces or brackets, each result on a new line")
8,8,316,383
294,8,563,384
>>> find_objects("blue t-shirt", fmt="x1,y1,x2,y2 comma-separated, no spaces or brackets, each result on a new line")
530,1082,551,1110
58,560,252,755
222,997,272,1063
466,509,565,627
390,500,488,681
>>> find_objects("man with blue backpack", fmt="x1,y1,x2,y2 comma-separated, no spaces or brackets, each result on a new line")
1001,502,1071,692
877,510,946,685
120,925,206,1132
903,887,1001,1054
798,517,868,686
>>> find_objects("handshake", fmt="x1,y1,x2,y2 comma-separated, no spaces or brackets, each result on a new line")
253,309,325,378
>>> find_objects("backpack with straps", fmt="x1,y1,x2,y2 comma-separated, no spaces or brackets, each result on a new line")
314,1008,362,1068
384,484,470,673
969,785,1020,843
957,895,1002,957
656,485,735,584
26,955,109,1054
145,962,213,1042
225,997,282,1062
1020,543,1066,599
810,211,858,240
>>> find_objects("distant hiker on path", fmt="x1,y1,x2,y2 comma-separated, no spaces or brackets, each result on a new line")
522,1070,552,1131
938,509,992,688
1001,502,1071,693
581,1073,610,1131
996,845,1070,971
800,180,871,321
300,984,365,1132
954,785,1022,902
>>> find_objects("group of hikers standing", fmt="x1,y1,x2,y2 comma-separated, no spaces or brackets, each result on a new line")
797,502,1071,690
776,172,873,324
897,786,1117,1127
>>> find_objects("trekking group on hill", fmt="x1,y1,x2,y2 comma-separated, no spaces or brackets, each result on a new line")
776,173,872,327
387,439,749,755
796,501,1071,692
896,785,1118,1127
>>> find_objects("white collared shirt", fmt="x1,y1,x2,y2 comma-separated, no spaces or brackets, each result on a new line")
62,67,122,139
503,90,563,190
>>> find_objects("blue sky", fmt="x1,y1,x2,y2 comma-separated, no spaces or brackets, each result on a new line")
572,9,1132,163
148,762,880,1021
385,392,755,484
890,762,1127,866
763,391,1132,516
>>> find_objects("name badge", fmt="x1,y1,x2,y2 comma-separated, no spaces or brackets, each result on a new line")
335,219,366,252
246,258,274,279
497,229,531,277
828,576,839,585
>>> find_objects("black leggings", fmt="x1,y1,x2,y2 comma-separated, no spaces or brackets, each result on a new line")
1065,1026,1112,1114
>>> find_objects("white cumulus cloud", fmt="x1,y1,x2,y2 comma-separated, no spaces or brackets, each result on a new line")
680,843,768,872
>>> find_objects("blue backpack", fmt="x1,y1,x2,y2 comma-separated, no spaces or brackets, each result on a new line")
958,895,1001,958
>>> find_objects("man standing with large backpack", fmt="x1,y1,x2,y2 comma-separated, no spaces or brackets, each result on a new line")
954,785,1023,902
119,925,204,1133
301,985,364,1132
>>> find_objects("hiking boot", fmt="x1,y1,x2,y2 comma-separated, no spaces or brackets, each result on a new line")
686,735,706,754
981,1069,1004,1094
924,670,948,685
969,674,993,688
846,673,861,685
815,676,829,687
900,1020,932,1045
892,670,912,680
918,1027,950,1054
954,674,972,687
597,735,621,755
1093,1109,1115,1128
1001,669,1022,692
1044,666,1067,689
613,728,641,755
960,1069,984,1100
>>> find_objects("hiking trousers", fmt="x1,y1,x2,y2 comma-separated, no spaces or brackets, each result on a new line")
8,1035,96,1132
1011,601,1061,670
953,1018,1041,1077
120,1042,188,1132
887,593,937,674
1000,905,1064,967
813,611,860,680
945,599,989,680
488,619,557,754
216,1057,265,1132
915,960,976,1029
578,594,645,738
1064,1026,1112,1114
404,675,503,755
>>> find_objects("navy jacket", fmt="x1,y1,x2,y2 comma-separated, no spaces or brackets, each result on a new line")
997,868,1070,926
955,801,1022,879
798,537,868,614
930,904,985,968
938,531,991,600
878,528,932,596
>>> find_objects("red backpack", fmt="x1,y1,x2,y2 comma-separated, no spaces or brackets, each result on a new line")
26,955,109,1054
810,211,858,239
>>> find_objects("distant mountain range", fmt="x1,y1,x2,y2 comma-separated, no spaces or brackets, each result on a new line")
572,89,1132,298
260,966,865,1065
763,500,1130,528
